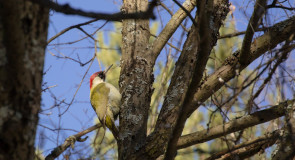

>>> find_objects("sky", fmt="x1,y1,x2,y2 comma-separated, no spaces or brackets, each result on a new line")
37,0,294,159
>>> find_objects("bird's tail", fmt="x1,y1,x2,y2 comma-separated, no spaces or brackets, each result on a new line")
105,115,119,141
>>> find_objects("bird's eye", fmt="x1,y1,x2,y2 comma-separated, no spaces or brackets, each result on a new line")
98,72,105,79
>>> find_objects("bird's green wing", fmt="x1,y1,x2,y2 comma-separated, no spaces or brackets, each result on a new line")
90,83,110,127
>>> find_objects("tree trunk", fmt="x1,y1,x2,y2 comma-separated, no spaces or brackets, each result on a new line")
119,0,153,159
0,1,49,159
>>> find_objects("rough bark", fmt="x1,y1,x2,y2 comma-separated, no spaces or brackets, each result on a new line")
125,0,229,159
164,1,230,158
272,100,295,160
239,0,267,66
119,0,152,159
130,10,201,159
0,1,49,159
128,9,295,160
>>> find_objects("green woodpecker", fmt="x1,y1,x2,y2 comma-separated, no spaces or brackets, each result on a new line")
90,65,121,140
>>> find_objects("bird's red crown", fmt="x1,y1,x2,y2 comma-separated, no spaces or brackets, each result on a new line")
90,71,104,89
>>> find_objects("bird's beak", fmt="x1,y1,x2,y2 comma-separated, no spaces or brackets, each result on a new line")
104,64,113,75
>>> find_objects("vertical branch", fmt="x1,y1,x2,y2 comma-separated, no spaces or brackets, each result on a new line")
131,1,229,159
164,0,230,158
143,9,201,160
239,0,267,66
119,0,153,159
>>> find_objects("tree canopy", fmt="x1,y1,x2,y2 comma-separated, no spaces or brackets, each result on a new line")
1,0,295,160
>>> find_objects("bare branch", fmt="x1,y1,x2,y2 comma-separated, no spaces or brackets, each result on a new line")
187,15,295,117
150,33,182,52
59,54,95,116
132,1,229,159
42,85,58,92
206,130,280,160
159,2,189,32
164,1,230,158
171,0,197,26
164,1,215,159
28,0,158,21
48,50,93,67
247,46,290,112
218,27,268,39
47,19,102,44
272,100,295,160
48,21,108,46
45,124,102,160
150,0,196,63
239,0,267,66
77,26,96,41
177,99,295,149
267,3,295,10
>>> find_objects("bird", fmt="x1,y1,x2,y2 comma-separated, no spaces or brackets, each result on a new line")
89,65,121,140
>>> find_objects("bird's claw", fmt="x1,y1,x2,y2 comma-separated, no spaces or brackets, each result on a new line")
65,135,89,149
77,136,88,142
66,136,76,149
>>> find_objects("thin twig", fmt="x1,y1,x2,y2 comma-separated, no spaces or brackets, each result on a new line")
218,27,268,39
48,21,108,46
59,54,96,116
177,99,295,149
150,33,182,52
48,50,93,67
160,2,189,32
47,19,101,44
38,124,79,133
247,45,290,112
42,85,58,92
206,130,280,160
77,27,96,41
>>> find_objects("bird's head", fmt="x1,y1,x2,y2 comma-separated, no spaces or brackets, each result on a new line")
89,64,113,89
90,71,105,89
